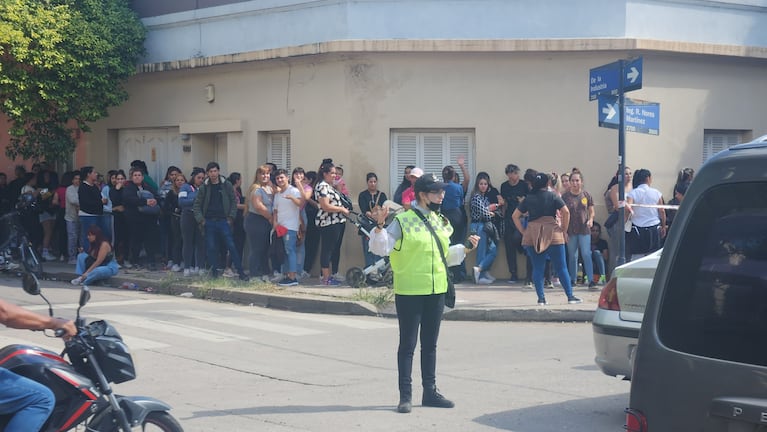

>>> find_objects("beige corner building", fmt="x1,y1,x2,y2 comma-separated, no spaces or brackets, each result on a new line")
83,0,767,271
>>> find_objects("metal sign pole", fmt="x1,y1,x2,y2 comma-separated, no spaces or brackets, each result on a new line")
617,60,627,266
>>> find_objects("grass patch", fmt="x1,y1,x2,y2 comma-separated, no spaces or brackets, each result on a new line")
158,274,282,293
351,287,394,307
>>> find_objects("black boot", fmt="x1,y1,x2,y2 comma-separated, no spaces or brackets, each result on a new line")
397,388,412,413
422,386,454,408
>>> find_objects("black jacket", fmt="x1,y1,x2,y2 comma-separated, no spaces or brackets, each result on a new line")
78,182,103,215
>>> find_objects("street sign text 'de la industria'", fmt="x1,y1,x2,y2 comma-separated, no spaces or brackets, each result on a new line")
598,95,660,135
589,57,643,101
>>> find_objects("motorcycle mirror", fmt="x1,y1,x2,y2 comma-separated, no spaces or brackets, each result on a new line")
79,286,91,307
22,272,40,296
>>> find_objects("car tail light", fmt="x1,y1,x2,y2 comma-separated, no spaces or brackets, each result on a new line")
598,277,621,311
625,408,647,431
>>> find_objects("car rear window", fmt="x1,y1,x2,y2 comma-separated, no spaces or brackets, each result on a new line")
658,182,767,366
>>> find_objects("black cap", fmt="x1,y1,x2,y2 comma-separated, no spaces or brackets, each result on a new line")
414,174,447,194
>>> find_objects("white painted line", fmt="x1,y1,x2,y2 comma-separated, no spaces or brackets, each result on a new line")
23,298,178,312
91,314,250,343
222,306,397,330
158,310,324,336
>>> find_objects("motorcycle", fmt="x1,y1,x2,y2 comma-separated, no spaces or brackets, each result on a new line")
0,273,183,431
0,195,44,276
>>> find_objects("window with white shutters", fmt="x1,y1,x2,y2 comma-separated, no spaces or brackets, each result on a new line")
390,129,475,196
703,130,749,164
267,132,291,171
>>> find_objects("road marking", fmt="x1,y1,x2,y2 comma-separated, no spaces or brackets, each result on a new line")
0,334,60,354
91,314,250,343
23,298,178,312
158,310,324,336
0,333,168,354
222,306,397,330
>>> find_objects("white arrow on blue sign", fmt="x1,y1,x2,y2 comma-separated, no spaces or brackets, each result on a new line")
598,95,660,136
589,57,643,101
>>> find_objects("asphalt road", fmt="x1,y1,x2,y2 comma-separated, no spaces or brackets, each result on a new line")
0,277,629,431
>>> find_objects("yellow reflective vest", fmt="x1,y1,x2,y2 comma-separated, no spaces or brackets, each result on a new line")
390,210,453,295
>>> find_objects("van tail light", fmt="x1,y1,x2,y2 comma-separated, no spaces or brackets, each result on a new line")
598,277,621,311
625,408,647,432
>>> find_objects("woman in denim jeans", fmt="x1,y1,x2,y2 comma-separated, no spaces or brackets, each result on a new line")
469,172,501,284
71,225,118,286
512,172,582,306
178,168,206,276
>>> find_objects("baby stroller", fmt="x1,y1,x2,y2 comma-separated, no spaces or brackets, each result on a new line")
344,200,403,288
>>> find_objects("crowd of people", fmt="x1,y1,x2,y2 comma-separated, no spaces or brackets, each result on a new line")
384,161,694,304
0,157,692,292
0,158,359,287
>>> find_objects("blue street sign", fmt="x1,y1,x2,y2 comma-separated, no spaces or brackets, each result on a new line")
598,96,660,135
589,57,643,101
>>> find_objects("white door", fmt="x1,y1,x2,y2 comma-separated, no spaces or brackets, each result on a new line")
118,128,182,183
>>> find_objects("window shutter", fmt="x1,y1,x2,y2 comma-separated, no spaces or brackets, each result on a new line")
703,131,744,164
422,133,445,179
391,129,475,195
268,133,291,171
391,133,418,193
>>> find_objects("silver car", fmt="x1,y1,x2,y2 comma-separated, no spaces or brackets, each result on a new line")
591,249,661,379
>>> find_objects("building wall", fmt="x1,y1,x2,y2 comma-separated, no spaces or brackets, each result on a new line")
138,0,767,63
86,50,767,269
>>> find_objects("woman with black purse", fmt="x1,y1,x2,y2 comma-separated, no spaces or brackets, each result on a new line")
368,174,478,414
70,225,118,286
314,159,349,286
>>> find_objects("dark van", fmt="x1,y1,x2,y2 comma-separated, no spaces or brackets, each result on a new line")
627,136,767,431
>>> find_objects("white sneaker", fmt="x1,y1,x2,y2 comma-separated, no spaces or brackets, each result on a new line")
42,250,56,261
298,271,311,280
123,261,133,269
223,268,236,278
485,273,496,282
473,266,481,284
71,276,83,285
478,277,493,284
183,268,192,277
171,264,181,272
332,272,345,282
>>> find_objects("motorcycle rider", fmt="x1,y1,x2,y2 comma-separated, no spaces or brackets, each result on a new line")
0,298,77,432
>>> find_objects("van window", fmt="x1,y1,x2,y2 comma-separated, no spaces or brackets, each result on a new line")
658,182,767,366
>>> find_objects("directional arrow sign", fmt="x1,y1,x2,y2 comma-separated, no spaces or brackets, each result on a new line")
598,95,660,135
589,57,643,101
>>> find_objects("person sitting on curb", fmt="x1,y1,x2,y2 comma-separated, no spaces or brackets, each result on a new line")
71,225,119,286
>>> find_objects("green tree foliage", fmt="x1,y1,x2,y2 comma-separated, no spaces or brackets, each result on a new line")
0,0,145,161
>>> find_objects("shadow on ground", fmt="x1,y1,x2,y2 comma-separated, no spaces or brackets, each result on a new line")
474,393,628,432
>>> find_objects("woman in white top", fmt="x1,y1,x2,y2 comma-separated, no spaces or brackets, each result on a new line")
625,168,666,261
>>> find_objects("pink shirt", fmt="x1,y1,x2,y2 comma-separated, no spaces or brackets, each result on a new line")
402,186,415,206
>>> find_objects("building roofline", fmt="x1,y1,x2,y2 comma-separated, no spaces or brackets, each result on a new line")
137,38,767,73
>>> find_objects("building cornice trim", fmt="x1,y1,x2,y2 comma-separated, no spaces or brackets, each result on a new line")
137,38,767,73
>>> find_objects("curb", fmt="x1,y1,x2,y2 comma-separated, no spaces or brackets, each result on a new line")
49,271,380,317
46,271,595,322
443,308,594,322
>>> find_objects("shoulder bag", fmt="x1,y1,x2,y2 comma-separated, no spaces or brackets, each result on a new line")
411,208,456,308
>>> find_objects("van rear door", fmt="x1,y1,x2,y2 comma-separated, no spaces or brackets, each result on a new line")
629,146,767,432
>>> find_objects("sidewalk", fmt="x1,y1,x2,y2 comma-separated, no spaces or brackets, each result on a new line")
42,262,599,322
